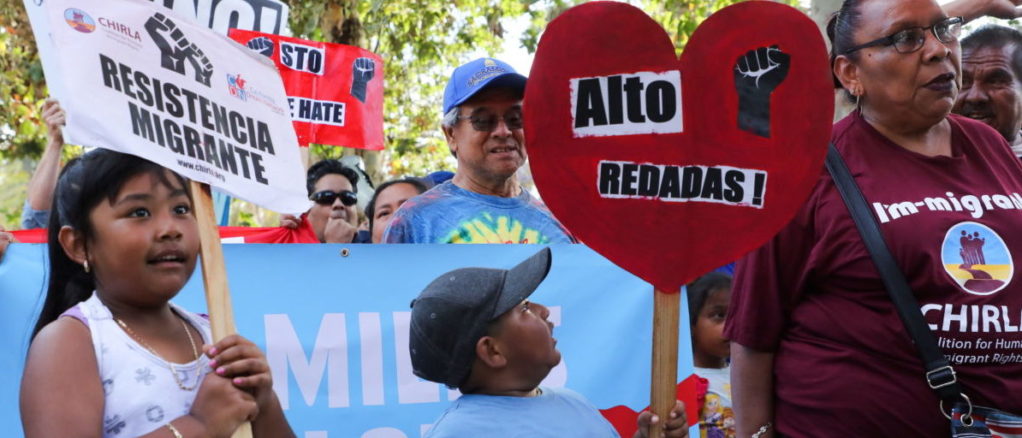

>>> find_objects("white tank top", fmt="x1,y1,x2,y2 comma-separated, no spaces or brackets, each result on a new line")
72,293,213,437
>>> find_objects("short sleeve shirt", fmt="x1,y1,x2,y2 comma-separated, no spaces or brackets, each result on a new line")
424,387,619,438
725,113,1022,436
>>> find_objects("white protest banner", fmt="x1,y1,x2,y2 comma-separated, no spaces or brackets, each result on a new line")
153,0,290,35
42,0,309,213
24,0,289,107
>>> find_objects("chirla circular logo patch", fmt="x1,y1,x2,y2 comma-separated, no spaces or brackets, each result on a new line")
941,221,1013,296
64,8,95,33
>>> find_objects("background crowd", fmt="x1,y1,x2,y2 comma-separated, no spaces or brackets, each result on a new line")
6,0,1022,437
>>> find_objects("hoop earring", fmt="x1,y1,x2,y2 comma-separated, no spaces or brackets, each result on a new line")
83,260,90,273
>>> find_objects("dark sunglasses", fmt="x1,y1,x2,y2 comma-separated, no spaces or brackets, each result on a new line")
841,16,963,55
310,190,358,206
456,110,524,132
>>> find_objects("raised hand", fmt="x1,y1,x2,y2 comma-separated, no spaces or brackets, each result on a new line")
41,99,66,146
350,57,375,102
983,0,1022,18
945,0,1022,21
734,45,790,138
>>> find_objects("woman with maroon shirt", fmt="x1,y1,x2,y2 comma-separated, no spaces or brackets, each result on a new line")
727,0,1022,436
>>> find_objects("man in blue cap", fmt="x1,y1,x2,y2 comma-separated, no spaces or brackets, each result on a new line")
383,58,574,244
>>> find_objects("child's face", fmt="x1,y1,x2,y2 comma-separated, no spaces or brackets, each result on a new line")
693,287,731,368
85,171,199,305
490,300,561,382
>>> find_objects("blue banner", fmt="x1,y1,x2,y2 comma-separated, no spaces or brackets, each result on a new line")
1,244,695,437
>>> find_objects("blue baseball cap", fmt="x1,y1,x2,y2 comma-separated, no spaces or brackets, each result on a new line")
442,58,527,114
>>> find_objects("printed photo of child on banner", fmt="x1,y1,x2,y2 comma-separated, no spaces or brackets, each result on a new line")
229,29,385,150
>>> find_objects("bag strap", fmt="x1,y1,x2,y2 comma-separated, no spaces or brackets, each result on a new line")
824,143,964,404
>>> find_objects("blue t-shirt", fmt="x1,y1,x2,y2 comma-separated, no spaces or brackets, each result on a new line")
425,387,620,438
383,181,574,244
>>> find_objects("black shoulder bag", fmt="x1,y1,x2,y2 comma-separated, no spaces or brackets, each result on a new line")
825,143,1022,436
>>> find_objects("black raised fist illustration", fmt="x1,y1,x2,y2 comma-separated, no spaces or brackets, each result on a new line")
246,36,275,58
734,45,790,138
350,57,375,103
145,13,213,87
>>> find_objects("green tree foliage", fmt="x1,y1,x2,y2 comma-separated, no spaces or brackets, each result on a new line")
1,0,49,160
289,0,537,183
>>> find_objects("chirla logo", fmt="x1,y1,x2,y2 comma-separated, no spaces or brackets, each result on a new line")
64,8,96,33
227,74,248,101
144,13,213,87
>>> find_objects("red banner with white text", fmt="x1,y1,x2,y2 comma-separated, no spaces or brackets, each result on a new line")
229,29,384,149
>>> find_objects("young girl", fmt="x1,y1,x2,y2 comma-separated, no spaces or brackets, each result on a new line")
20,149,294,438
687,272,734,438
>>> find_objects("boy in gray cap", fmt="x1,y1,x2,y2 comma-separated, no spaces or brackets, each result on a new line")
409,247,688,437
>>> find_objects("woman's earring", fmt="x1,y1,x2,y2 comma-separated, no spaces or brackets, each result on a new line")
83,260,90,273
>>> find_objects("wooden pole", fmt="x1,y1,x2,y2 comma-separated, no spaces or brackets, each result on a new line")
190,181,254,438
649,288,680,438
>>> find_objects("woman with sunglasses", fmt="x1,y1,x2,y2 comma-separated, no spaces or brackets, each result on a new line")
727,0,1022,436
280,159,365,243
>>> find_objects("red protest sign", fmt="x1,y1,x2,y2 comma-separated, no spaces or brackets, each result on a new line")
229,29,384,149
525,1,833,292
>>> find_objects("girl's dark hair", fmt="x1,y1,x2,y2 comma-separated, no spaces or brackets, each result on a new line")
826,0,865,97
686,272,733,326
32,149,188,340
366,178,427,234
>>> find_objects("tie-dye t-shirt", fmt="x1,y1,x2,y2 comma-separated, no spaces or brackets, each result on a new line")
382,181,574,244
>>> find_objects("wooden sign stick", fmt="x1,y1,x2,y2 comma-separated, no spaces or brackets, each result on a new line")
649,288,681,438
190,180,254,438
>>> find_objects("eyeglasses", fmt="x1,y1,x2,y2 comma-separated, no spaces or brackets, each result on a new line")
310,190,358,206
841,16,963,55
456,110,524,132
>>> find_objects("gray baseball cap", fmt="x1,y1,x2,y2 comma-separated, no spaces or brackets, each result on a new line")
409,248,552,388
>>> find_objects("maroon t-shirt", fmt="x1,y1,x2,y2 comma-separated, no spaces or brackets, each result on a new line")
725,112,1022,436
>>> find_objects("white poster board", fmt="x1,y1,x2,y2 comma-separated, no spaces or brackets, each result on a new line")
41,0,308,213
24,0,290,104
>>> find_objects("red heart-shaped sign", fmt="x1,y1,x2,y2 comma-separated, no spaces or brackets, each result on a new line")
525,1,833,291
